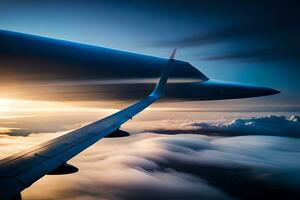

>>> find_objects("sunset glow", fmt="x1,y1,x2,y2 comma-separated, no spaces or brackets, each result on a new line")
0,0,299,199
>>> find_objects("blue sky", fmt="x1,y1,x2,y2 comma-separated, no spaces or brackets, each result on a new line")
0,0,299,107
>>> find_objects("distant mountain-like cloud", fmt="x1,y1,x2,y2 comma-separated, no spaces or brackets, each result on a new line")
151,115,300,137
192,115,300,137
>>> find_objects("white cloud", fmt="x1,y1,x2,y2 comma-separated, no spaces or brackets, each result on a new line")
2,115,300,199
189,115,300,137
21,131,300,200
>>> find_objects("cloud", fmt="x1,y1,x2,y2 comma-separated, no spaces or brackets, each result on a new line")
0,131,64,159
150,115,300,138
192,115,300,137
21,134,234,200
1,115,299,199
0,108,112,136
199,46,300,62
150,17,300,63
151,18,299,47
0,127,33,136
21,131,300,200
0,30,201,83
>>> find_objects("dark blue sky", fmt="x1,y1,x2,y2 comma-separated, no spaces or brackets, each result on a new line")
0,0,299,107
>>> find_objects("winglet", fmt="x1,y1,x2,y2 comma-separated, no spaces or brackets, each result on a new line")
150,48,177,98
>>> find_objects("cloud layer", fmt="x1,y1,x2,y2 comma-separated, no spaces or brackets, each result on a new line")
19,132,300,200
12,115,299,200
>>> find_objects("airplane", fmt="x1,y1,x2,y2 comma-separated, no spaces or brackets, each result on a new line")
0,31,280,200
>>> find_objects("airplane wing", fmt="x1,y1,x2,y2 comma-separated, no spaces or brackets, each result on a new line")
0,49,177,200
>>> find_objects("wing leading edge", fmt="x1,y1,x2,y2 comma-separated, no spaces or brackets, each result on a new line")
0,49,176,200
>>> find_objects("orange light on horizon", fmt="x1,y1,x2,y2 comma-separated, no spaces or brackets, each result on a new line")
0,98,119,116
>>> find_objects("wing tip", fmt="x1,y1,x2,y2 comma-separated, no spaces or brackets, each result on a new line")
170,48,177,60
150,49,177,98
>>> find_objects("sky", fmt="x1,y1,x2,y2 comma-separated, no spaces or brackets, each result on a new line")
0,0,299,107
1,1,300,200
